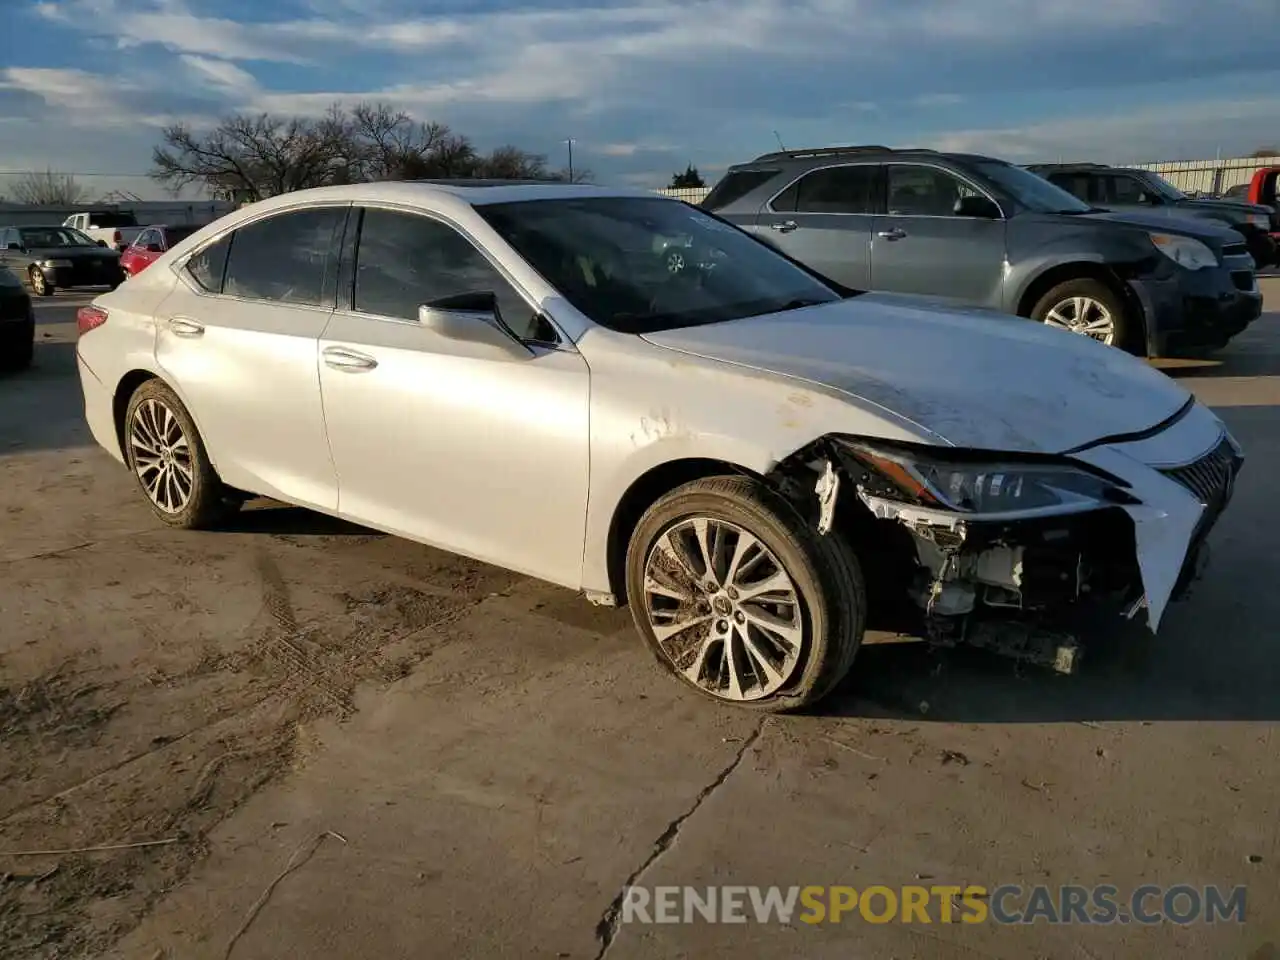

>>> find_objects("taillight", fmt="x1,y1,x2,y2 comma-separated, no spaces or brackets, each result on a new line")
77,306,108,336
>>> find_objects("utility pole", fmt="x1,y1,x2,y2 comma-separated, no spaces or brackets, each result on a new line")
565,138,575,183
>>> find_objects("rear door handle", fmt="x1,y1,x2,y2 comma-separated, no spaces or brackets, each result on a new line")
323,346,378,372
167,317,205,337
877,228,908,241
771,220,799,234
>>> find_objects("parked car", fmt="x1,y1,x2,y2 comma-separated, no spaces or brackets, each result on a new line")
74,182,1243,710
1218,167,1280,248
62,211,143,252
1027,162,1278,267
703,146,1261,356
120,224,209,277
0,265,34,371
0,225,124,296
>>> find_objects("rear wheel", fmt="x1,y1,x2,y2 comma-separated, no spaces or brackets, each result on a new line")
123,379,239,529
1030,278,1133,352
624,476,865,712
28,267,53,297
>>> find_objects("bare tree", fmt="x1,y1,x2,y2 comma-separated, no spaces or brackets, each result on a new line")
1249,146,1280,158
12,168,88,205
152,102,558,199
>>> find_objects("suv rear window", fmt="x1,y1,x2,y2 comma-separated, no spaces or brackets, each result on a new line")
701,169,779,211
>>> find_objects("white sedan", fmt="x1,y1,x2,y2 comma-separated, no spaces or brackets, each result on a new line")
75,182,1242,711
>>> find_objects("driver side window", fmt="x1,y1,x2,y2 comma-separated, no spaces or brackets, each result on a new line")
887,165,980,217
352,208,556,343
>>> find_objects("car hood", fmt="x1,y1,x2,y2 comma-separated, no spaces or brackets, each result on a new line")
640,294,1192,454
1177,197,1272,217
1078,208,1240,241
24,246,119,260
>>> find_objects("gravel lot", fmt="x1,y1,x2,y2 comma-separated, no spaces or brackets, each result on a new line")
2,286,1278,960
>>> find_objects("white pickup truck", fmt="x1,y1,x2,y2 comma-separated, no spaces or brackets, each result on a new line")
61,211,144,251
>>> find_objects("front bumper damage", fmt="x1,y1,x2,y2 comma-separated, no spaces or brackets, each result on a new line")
800,426,1243,674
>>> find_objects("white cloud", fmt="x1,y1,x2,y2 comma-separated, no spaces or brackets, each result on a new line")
927,96,1280,163
0,67,173,128
179,55,259,94
914,93,965,108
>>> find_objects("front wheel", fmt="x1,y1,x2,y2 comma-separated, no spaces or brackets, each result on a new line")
624,476,865,712
1030,278,1133,352
28,267,53,297
123,379,239,529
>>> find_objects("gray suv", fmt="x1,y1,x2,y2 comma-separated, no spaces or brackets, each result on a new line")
703,147,1262,356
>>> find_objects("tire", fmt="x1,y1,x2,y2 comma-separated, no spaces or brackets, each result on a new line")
123,379,239,529
28,267,53,297
1029,278,1134,353
624,475,865,713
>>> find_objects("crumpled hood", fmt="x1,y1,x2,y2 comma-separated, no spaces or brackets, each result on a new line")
641,294,1192,454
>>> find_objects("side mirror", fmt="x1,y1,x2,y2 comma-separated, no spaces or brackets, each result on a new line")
954,195,1002,219
417,292,533,358
146,244,163,253
97,240,108,248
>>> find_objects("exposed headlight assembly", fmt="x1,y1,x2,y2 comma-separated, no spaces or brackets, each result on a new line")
1148,233,1218,271
836,440,1134,519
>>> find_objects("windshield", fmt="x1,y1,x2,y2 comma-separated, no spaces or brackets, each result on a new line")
20,227,97,248
1138,171,1187,201
973,162,1092,214
477,197,846,333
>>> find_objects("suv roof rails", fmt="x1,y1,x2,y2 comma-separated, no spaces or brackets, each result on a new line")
1029,162,1110,170
750,145,892,162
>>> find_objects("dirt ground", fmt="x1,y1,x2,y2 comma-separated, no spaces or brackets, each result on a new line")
1,288,1278,960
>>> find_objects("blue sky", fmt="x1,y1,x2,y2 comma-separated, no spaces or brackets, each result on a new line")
2,0,1279,199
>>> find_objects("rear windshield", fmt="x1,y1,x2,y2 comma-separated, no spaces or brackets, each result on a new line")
701,169,780,211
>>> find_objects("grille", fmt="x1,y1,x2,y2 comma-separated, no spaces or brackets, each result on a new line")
1231,270,1257,292
1159,435,1239,506
1222,242,1249,258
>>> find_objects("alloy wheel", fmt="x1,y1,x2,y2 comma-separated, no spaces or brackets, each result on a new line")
1043,295,1115,344
129,398,194,514
642,517,805,701
29,268,46,296
665,250,686,274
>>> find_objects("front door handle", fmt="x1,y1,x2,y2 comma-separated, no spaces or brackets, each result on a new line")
877,228,908,241
167,317,205,337
323,346,378,372
771,220,799,234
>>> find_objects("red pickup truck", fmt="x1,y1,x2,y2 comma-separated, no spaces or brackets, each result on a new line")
1223,167,1280,253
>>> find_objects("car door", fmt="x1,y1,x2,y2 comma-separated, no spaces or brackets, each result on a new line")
318,206,591,587
155,205,347,511
753,164,878,287
870,163,1008,308
122,230,152,275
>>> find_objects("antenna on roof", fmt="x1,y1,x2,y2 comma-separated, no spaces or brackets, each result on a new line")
773,130,787,152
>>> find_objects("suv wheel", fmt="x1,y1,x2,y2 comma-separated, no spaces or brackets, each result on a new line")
624,476,865,712
1030,278,1131,351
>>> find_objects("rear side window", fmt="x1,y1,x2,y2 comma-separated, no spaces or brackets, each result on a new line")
701,169,779,211
1104,175,1149,204
773,165,878,214
185,235,231,293
222,207,346,306
92,212,138,227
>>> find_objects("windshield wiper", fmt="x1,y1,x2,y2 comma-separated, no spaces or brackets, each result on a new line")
779,298,833,311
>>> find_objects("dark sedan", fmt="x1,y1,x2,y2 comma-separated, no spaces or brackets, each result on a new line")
0,265,34,371
0,225,124,296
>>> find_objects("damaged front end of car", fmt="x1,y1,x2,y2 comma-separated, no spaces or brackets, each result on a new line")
771,433,1243,674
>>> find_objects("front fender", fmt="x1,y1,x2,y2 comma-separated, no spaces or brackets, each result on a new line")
577,328,934,595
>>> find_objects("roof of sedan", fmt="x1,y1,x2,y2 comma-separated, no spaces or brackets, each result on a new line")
241,181,660,210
